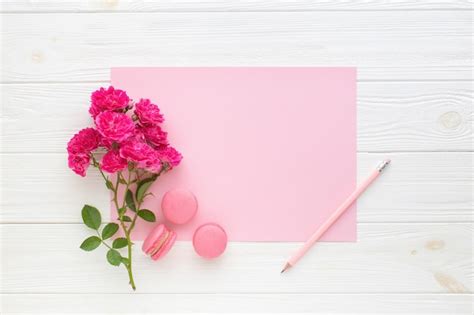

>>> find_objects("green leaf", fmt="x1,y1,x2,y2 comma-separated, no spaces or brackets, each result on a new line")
101,223,119,240
125,189,136,212
80,236,102,251
122,215,132,222
105,180,114,191
137,209,156,222
117,207,127,217
121,257,130,266
81,205,101,230
106,249,122,266
112,237,128,249
136,177,156,203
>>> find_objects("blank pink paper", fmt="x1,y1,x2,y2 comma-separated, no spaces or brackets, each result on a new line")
111,67,356,242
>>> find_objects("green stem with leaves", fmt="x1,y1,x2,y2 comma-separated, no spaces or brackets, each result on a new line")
112,171,137,290
81,156,161,291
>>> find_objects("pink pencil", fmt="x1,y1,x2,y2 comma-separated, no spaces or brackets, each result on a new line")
281,159,391,273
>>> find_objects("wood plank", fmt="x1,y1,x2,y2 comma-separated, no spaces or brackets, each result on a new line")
1,223,472,293
1,152,472,223
2,0,473,12
2,82,472,153
1,11,472,82
1,293,472,314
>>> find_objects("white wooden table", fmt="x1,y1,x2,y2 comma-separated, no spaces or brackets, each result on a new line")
1,1,473,313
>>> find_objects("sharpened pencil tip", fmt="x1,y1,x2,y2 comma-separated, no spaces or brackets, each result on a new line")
281,263,291,273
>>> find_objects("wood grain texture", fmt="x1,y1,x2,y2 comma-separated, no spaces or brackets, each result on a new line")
1,152,472,223
1,11,472,82
1,1,473,313
2,82,472,153
1,223,472,294
1,0,473,12
1,293,473,314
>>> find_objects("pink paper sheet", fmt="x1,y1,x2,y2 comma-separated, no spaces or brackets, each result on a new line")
111,67,356,242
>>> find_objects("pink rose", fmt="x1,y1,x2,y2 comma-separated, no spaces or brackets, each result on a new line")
141,152,162,173
134,98,164,126
119,140,153,162
140,125,168,148
100,137,114,149
103,129,143,149
67,128,101,155
95,111,135,143
101,150,128,173
157,146,182,167
120,140,162,173
68,153,90,177
89,86,130,118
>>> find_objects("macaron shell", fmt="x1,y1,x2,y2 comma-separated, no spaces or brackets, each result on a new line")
151,230,177,260
161,189,198,225
193,223,227,259
142,223,166,254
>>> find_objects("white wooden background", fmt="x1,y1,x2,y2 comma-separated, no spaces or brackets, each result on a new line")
0,0,473,314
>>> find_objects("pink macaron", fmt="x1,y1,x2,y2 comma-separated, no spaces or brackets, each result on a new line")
161,189,198,225
193,223,227,259
142,224,177,260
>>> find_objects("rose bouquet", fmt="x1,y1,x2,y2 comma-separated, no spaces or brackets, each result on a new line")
67,86,182,290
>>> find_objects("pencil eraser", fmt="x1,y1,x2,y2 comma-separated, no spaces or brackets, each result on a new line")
161,189,198,225
193,223,227,259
